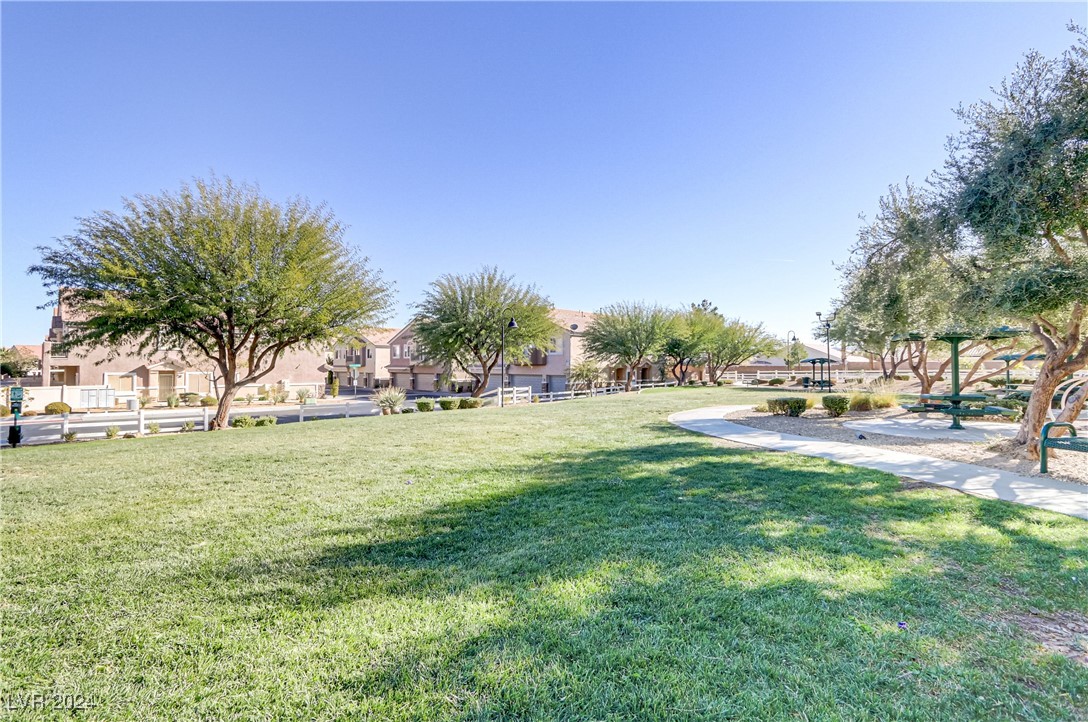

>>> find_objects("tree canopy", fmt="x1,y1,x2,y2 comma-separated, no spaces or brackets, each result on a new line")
583,302,672,391
411,267,558,397
30,177,394,428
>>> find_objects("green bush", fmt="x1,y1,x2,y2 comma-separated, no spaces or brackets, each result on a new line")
749,379,765,385
0,404,9,417
715,380,725,387
330,378,340,398
231,415,256,428
438,398,459,411
200,396,217,407
181,421,195,432
768,378,786,386
62,431,78,443
459,397,483,409
148,422,161,435
401,407,416,414
254,416,277,427
138,395,152,408
894,375,910,381
848,393,874,412
754,402,769,413
243,394,255,405
180,392,200,406
415,399,435,412
768,397,808,417
686,379,697,386
296,388,312,402
166,395,180,408
44,402,71,415
823,395,849,417
105,425,120,439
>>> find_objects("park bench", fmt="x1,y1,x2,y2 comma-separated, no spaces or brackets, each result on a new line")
1040,422,1087,474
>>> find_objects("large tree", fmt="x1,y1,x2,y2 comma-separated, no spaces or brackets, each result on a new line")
0,346,39,378
939,29,1088,455
31,177,394,429
661,308,718,384
411,267,558,398
703,319,779,383
583,302,672,391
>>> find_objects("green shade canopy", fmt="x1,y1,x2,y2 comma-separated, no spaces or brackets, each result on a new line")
799,357,834,365
994,352,1045,363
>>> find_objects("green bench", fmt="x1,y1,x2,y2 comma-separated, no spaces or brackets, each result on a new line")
1040,422,1087,473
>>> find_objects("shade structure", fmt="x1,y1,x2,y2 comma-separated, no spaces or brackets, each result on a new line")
799,357,833,365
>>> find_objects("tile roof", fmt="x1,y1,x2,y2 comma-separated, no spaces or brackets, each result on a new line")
550,308,595,332
358,327,400,346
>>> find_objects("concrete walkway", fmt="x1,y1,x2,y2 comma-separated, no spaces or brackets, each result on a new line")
668,406,1088,521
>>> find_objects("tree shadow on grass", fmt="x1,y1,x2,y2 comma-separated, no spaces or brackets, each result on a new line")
207,434,1088,719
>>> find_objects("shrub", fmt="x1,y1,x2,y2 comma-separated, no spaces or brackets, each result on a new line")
823,395,849,417
401,407,416,413
138,395,152,408
44,402,71,415
21,410,38,417
687,379,697,386
438,397,459,411
200,396,217,407
848,393,874,412
181,421,195,432
105,425,120,439
805,397,816,410
754,402,769,413
257,395,268,402
296,388,312,402
148,422,161,434
871,392,897,409
254,416,278,427
375,387,406,413
231,415,256,428
0,404,9,417
271,390,289,404
330,378,340,398
531,395,540,403
701,381,708,386
62,431,78,443
243,394,255,405
715,380,725,387
415,399,435,412
462,397,483,409
749,379,765,385
180,392,200,406
768,397,808,417
166,395,180,408
768,378,786,386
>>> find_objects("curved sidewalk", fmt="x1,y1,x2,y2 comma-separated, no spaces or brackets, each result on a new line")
668,406,1088,521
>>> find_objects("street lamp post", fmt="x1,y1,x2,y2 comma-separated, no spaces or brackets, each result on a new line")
816,312,835,389
500,315,518,407
786,330,797,375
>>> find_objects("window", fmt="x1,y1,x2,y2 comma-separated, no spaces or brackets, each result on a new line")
404,344,412,360
366,348,373,359
392,345,400,359
549,337,562,355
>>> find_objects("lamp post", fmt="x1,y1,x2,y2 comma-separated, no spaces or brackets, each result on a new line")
816,312,835,388
786,330,797,375
500,314,518,407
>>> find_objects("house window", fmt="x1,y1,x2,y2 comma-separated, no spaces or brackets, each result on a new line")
404,344,412,360
549,337,561,355
392,345,400,359
366,348,373,359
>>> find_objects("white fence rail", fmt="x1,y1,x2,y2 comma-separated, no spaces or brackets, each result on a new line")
0,401,378,446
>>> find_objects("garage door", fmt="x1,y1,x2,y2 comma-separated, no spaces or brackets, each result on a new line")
416,373,438,392
392,372,413,389
509,375,543,395
547,375,567,393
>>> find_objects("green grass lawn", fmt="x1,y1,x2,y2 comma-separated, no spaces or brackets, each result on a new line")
3,387,1086,721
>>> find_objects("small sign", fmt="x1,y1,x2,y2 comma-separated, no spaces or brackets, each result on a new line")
9,387,24,402
10,400,22,414
348,363,362,369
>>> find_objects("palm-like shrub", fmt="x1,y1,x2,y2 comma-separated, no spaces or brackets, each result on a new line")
296,388,312,403
375,387,406,414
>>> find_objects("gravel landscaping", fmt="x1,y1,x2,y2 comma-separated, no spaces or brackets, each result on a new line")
724,406,1088,486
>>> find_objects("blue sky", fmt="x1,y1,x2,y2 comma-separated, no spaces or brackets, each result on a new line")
2,2,1081,347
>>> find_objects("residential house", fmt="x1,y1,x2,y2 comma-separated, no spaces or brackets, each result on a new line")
39,301,329,408
330,328,399,390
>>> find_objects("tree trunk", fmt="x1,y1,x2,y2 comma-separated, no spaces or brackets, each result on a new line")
624,366,633,392
471,366,491,398
212,384,239,430
1054,384,1087,428
1014,359,1068,458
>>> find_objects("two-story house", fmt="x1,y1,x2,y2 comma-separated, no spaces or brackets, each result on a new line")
330,328,399,390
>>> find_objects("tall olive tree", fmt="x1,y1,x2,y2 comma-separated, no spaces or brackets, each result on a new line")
661,307,718,384
703,319,779,382
583,302,672,391
411,267,558,397
939,29,1088,454
31,177,395,429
